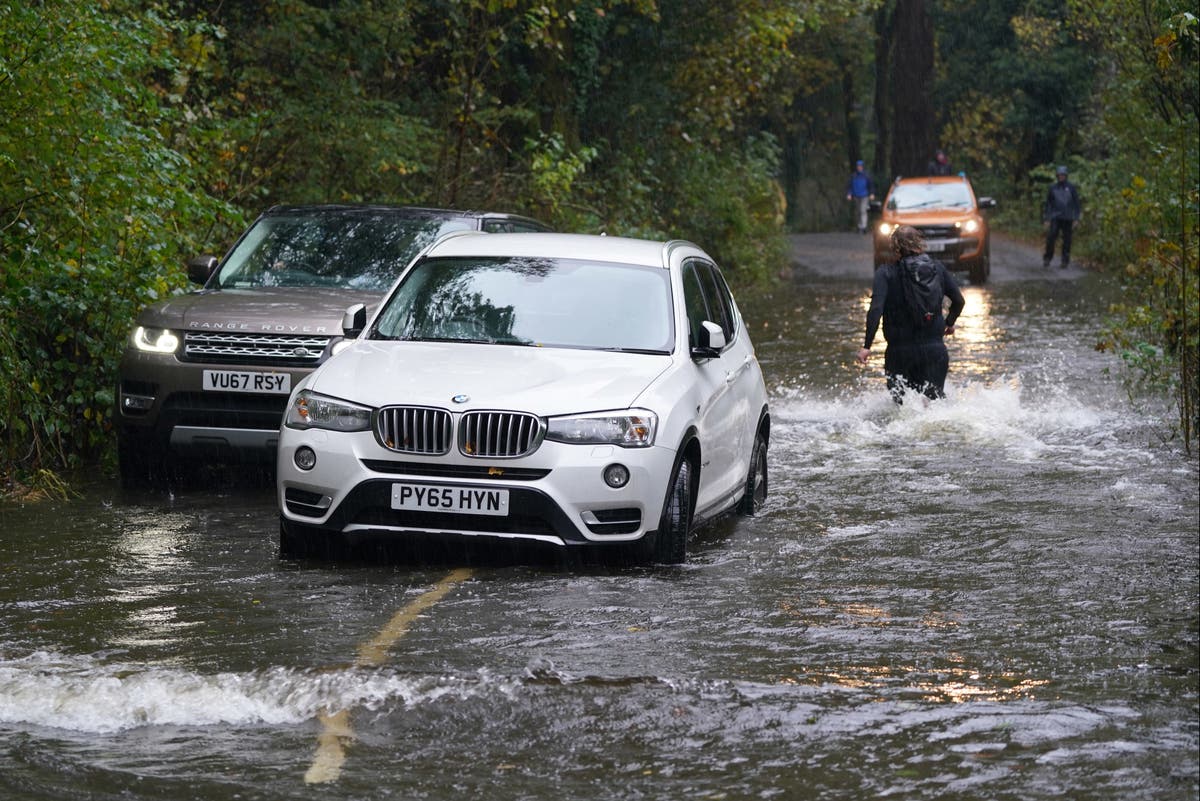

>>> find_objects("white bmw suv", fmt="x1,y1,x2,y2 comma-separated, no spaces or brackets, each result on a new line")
275,232,769,563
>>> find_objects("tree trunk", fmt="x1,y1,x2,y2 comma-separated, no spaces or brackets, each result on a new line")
873,0,894,182
841,59,862,170
890,0,935,177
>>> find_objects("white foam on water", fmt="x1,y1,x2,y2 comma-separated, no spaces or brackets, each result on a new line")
772,374,1154,472
0,651,511,734
823,523,879,539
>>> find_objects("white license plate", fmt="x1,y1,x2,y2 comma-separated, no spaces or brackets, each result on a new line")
391,483,510,517
924,241,947,253
202,369,292,394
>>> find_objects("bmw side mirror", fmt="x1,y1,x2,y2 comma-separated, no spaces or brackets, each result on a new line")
979,197,997,209
691,320,726,359
342,303,367,338
186,255,218,285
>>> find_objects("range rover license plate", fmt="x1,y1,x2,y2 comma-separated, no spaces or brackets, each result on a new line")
202,370,291,394
391,483,510,517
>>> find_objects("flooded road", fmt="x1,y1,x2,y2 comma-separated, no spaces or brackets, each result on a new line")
1,233,1197,800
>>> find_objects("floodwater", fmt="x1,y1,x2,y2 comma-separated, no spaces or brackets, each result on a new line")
1,233,1197,800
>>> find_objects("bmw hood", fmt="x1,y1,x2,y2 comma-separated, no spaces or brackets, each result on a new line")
308,341,673,417
137,287,382,337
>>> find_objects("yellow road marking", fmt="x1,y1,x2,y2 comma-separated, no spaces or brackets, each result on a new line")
305,568,474,784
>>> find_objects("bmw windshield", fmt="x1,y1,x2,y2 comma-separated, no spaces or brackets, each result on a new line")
215,213,476,291
370,256,675,353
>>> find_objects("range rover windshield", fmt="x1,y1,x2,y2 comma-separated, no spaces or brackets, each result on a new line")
370,256,674,353
888,182,974,211
215,213,475,292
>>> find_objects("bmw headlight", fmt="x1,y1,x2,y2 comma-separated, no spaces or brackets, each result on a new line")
285,389,372,431
132,326,180,354
545,409,658,448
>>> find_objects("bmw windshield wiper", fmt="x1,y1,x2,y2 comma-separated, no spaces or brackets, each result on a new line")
593,346,670,355
399,335,537,346
401,336,494,344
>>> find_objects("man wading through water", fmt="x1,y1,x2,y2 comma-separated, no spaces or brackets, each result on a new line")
857,225,965,402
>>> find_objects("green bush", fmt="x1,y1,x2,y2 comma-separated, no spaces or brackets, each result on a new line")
0,2,239,481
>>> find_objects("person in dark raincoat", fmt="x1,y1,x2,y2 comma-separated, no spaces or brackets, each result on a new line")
857,225,965,402
1043,165,1082,268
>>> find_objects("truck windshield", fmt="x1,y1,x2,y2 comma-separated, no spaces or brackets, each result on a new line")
370,256,675,353
215,213,474,291
888,182,974,211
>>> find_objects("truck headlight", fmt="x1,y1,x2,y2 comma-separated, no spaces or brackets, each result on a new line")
132,326,180,354
545,410,657,448
285,390,372,431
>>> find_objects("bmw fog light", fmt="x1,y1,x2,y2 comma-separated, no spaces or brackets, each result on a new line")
603,463,630,489
294,446,317,471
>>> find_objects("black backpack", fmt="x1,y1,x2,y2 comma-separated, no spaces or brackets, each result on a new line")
897,255,944,328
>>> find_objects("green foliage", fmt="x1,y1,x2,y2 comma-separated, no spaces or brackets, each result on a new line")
649,134,788,284
1074,1,1199,446
0,1,239,479
933,0,1096,174
526,132,598,219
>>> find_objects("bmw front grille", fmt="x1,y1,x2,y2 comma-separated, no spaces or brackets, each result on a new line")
374,407,543,458
460,411,543,458
376,406,453,455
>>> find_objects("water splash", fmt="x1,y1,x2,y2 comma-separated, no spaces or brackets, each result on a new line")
0,651,511,734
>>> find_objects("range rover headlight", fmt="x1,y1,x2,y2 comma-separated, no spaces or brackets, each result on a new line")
285,389,372,432
545,409,658,448
132,326,180,354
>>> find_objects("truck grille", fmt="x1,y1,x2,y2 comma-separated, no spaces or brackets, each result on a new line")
183,332,330,365
376,406,453,455
460,411,543,458
917,225,957,239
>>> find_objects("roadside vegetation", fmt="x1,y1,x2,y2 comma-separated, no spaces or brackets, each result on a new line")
1,0,1196,491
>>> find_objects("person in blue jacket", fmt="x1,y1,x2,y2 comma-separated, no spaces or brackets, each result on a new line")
845,160,875,234
1043,165,1082,268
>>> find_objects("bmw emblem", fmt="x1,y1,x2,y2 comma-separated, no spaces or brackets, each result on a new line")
452,394,470,404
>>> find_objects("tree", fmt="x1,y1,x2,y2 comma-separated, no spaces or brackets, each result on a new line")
890,0,935,175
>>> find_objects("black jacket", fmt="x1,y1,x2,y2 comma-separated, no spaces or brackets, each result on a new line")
864,254,965,347
1044,180,1082,221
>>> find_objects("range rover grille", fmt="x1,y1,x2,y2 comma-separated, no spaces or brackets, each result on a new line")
376,406,453,455
460,411,543,458
183,332,330,364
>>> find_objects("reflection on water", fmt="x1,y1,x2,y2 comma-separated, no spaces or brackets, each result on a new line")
107,511,197,653
949,286,1009,380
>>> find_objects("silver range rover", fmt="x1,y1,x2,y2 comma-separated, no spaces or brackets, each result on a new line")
115,204,550,488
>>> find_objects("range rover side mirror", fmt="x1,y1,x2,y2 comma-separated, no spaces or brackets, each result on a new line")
342,303,367,338
691,320,726,360
186,255,219,285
